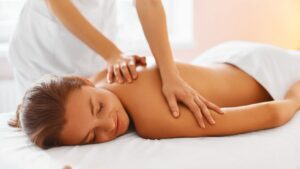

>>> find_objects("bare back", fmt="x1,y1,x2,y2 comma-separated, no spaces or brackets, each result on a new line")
93,62,272,138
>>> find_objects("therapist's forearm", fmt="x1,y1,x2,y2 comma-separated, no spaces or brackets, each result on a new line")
46,0,122,62
136,0,178,77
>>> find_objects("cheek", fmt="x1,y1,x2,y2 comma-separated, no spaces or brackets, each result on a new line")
103,95,121,111
120,109,130,132
60,112,95,145
96,133,117,143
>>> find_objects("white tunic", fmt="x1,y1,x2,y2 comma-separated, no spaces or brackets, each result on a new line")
8,0,118,100
193,41,300,100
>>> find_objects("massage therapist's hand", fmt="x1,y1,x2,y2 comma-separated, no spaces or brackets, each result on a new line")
162,74,224,128
106,55,147,84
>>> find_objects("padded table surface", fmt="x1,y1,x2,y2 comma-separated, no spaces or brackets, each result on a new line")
1,112,300,169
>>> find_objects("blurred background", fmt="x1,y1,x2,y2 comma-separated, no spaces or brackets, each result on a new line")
1,0,300,112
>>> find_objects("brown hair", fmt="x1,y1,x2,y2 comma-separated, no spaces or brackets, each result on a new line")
8,75,93,149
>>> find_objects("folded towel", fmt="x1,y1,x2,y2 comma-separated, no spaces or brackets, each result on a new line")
193,41,300,100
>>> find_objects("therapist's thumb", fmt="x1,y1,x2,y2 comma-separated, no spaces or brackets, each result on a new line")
166,95,180,118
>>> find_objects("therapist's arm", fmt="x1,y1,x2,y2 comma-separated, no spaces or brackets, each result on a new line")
46,0,121,61
135,0,223,127
45,0,146,83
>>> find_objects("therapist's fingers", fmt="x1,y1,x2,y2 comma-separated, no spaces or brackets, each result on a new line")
113,64,124,84
120,62,133,83
165,94,180,118
207,101,224,115
128,59,138,79
184,98,205,128
199,95,224,115
106,65,114,84
195,96,215,125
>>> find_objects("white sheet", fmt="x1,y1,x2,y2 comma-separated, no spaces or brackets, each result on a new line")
1,112,300,169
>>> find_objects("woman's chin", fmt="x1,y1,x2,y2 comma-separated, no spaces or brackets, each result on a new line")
117,111,130,136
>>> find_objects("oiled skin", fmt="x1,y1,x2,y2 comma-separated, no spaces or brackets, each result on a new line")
90,62,298,139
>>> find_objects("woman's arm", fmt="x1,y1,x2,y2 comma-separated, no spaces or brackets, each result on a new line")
135,0,176,74
46,0,121,61
46,0,146,83
140,80,300,138
138,100,297,139
135,0,223,127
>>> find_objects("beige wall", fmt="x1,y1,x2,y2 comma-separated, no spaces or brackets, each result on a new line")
174,0,300,61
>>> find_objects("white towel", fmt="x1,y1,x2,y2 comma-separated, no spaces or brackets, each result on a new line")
193,41,300,100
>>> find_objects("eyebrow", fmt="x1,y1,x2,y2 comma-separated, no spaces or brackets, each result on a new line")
79,96,94,144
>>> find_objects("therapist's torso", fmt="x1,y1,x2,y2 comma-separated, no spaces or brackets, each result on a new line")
8,0,118,100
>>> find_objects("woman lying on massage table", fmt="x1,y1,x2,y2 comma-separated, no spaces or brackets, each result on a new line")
9,44,300,149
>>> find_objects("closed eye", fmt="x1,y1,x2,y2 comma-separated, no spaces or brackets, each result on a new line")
97,103,103,115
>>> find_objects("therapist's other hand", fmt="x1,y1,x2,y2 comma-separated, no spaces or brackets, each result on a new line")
162,74,224,128
106,55,147,84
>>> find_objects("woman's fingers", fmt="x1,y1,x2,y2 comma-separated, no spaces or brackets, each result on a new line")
107,55,147,84
199,95,224,115
113,64,124,84
120,62,133,83
128,59,138,79
195,96,216,125
207,101,224,115
183,98,206,128
106,65,114,84
166,94,180,118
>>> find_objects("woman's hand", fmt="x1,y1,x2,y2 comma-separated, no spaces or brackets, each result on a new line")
135,0,223,128
106,55,147,84
162,74,224,128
